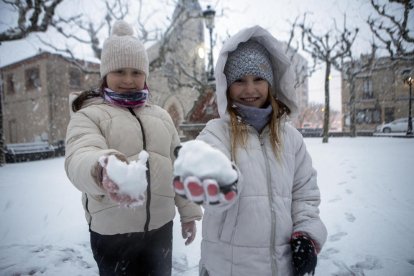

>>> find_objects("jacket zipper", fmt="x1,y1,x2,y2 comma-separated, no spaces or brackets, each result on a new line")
259,133,277,275
128,108,151,234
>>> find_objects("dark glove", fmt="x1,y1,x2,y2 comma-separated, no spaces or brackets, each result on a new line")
291,232,317,276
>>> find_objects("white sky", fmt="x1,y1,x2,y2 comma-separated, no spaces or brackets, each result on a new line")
0,0,410,111
1,137,413,275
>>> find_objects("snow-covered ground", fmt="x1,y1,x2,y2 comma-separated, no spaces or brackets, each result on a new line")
1,137,413,276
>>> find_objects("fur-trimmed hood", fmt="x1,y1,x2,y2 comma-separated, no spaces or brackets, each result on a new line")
214,25,298,118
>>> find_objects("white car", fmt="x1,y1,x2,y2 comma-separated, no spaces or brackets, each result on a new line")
376,118,410,133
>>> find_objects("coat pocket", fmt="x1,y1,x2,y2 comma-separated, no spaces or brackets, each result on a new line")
219,200,240,243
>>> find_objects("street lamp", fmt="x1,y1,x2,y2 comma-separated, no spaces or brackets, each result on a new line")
404,75,413,135
202,5,216,81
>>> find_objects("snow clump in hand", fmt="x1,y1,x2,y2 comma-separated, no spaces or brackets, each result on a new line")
100,151,149,202
174,140,237,185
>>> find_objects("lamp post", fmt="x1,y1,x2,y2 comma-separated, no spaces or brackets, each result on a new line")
203,5,216,81
404,75,413,135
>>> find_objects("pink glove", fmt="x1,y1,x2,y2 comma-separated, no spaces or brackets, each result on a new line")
181,221,197,245
100,155,141,206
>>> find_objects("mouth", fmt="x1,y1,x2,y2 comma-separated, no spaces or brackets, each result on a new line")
118,87,137,91
241,97,260,103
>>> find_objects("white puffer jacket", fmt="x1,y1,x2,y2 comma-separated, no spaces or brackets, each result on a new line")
197,26,327,276
65,93,202,234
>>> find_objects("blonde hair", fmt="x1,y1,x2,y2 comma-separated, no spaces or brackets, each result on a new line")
227,88,290,161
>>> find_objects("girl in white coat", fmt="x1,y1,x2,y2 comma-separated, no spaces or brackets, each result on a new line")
174,25,327,276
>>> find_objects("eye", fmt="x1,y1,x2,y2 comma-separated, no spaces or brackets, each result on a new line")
234,78,244,83
254,77,265,82
114,69,124,74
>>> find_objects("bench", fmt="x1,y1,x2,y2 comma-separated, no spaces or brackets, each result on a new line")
297,128,323,137
5,142,55,163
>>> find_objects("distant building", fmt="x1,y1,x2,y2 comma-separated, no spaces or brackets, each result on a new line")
1,52,100,144
341,56,414,133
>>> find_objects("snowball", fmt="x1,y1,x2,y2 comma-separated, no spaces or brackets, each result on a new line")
174,140,237,185
104,151,148,200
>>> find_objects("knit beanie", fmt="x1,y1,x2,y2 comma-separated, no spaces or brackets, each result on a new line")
100,20,149,78
224,40,274,88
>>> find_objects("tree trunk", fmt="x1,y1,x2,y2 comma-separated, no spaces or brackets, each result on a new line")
0,81,5,166
349,73,357,137
322,62,331,143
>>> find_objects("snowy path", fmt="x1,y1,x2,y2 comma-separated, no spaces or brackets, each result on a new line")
0,137,413,275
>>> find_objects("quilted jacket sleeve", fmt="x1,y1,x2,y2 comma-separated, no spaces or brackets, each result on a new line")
196,119,243,212
64,108,120,195
290,129,327,252
159,110,203,223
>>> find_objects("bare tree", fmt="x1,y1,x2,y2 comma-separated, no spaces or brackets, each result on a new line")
286,17,318,88
293,14,358,143
40,0,207,90
367,0,414,60
0,0,63,43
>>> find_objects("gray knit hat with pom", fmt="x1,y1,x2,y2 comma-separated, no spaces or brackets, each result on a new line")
100,20,149,78
224,40,273,87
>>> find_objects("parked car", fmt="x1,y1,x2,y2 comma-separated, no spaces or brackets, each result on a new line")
376,118,410,133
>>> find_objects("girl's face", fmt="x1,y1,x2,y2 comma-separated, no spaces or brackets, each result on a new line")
106,68,146,93
228,75,269,108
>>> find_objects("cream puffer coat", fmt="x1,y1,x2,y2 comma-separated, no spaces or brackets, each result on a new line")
197,25,327,276
65,93,202,234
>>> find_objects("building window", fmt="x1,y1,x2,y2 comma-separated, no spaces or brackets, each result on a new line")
69,68,82,88
362,77,373,99
356,109,381,124
25,67,41,90
6,74,15,94
8,119,17,143
384,108,394,123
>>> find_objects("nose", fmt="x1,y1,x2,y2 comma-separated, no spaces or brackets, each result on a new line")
244,80,256,94
122,73,134,84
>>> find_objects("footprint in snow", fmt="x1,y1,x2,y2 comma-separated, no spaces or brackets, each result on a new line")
345,212,356,222
319,247,340,260
329,231,347,242
328,195,342,203
350,255,382,271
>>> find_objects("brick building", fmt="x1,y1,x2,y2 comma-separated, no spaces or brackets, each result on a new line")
341,56,414,133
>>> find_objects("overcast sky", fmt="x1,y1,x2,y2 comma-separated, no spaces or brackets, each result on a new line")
0,0,411,111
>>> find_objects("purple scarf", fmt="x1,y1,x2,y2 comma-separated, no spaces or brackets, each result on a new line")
103,86,149,108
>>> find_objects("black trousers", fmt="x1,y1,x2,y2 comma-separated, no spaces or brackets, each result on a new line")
90,221,173,276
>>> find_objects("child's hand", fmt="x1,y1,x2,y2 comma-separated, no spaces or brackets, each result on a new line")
101,166,141,206
291,232,317,276
99,154,144,207
181,221,197,245
173,175,237,205
173,140,238,205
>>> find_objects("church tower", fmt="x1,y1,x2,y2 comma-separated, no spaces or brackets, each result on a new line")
147,0,206,130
